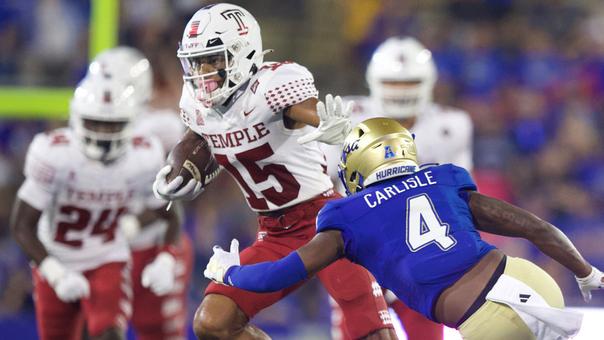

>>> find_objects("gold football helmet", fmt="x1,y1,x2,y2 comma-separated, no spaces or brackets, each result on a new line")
338,117,419,195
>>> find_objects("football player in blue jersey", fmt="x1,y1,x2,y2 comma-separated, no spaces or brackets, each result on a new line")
204,118,604,339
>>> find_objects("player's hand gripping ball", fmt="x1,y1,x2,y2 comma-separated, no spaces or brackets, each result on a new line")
153,133,220,201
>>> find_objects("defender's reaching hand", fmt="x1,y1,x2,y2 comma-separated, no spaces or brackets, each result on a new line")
204,239,241,285
576,266,604,303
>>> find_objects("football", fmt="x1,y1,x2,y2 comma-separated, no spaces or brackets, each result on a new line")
166,132,220,190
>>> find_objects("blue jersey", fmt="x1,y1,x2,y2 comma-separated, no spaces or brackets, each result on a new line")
316,164,496,321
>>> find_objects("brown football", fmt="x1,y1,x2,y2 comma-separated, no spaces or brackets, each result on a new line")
166,132,220,190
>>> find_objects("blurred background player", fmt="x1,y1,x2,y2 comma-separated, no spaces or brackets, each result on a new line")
10,74,180,340
153,3,395,339
87,47,193,340
323,36,472,340
205,117,604,340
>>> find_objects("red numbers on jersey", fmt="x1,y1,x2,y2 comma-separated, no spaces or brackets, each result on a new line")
214,143,301,210
55,205,127,248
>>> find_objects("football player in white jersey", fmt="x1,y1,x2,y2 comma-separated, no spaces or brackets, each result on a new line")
323,37,473,340
153,3,396,340
87,47,193,340
10,75,180,340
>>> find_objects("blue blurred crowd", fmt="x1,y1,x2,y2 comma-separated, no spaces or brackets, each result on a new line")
1,0,603,338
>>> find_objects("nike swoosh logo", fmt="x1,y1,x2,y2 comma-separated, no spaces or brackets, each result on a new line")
243,108,255,116
207,38,221,45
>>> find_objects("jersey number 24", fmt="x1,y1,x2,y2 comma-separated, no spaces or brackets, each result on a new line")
405,194,456,252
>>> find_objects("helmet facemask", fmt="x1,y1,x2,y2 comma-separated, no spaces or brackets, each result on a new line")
179,44,239,108
72,117,132,163
69,76,140,163
372,79,431,118
366,37,437,119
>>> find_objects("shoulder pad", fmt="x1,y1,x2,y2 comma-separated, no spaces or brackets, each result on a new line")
255,61,318,114
23,129,73,186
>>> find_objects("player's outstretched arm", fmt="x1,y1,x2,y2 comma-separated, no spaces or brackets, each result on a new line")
467,191,603,301
204,230,344,292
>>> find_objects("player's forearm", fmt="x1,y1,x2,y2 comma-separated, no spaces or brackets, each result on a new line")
284,98,320,127
531,225,592,277
225,251,308,292
162,202,182,246
469,192,592,277
10,200,48,264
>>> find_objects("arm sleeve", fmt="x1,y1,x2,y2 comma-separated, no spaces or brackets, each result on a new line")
450,164,477,191
17,134,58,210
316,203,357,259
17,178,53,211
316,202,344,233
224,251,308,292
263,62,319,114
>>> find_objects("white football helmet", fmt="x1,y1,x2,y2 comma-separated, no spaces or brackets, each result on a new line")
88,46,153,104
70,76,141,162
177,3,264,108
366,37,437,119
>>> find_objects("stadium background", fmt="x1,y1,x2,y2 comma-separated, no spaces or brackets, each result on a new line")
0,0,603,339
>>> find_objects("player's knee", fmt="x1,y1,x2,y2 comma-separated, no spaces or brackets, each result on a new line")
193,294,248,339
193,311,237,339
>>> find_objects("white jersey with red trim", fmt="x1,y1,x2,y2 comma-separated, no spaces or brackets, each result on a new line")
17,128,167,272
130,108,185,250
180,61,333,212
323,96,473,189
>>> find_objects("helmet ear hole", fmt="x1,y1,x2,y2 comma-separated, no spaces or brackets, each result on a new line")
358,129,365,138
350,171,357,182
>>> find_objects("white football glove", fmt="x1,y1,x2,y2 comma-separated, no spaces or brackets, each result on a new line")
152,165,203,201
575,266,604,302
118,214,141,241
39,256,90,303
141,252,176,296
297,94,353,145
204,239,240,285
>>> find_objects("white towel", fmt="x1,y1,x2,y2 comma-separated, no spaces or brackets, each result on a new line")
486,274,583,340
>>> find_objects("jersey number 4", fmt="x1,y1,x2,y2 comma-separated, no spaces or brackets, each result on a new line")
405,194,456,252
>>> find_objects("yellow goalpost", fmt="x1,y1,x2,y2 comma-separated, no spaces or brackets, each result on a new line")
0,0,119,119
